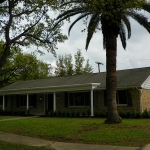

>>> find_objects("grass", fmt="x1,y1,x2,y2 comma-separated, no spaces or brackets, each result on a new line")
0,140,53,150
0,117,150,147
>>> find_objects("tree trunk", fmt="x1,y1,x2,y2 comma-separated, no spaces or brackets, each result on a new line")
104,33,122,124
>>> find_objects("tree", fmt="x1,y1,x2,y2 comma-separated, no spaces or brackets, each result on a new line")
0,0,67,69
0,42,49,88
55,49,93,76
55,0,150,123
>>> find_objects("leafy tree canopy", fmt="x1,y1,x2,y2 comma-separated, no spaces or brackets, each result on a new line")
0,0,67,69
0,41,50,88
54,49,93,76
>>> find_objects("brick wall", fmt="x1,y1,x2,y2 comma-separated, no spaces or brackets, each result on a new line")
142,89,150,112
94,89,141,114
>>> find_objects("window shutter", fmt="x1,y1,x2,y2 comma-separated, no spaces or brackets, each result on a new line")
33,94,37,108
89,91,91,107
64,92,68,107
104,90,107,106
16,95,19,107
5,96,8,107
127,90,132,106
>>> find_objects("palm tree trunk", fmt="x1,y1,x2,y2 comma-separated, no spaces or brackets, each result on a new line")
105,33,122,124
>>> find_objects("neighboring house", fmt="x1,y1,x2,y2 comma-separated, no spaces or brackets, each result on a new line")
0,67,150,116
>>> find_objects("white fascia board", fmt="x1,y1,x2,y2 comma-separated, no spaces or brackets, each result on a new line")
0,83,101,95
141,75,150,89
96,85,141,90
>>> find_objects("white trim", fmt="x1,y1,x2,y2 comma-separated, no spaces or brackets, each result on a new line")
141,75,150,89
0,83,100,95
27,94,29,110
44,94,45,114
90,89,94,116
53,92,56,112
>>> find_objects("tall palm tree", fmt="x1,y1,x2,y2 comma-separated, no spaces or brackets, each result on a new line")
55,0,150,124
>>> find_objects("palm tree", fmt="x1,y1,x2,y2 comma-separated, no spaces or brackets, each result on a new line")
55,0,150,124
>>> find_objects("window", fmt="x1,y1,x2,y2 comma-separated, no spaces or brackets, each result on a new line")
69,91,90,107
103,90,132,106
117,90,128,105
16,94,36,107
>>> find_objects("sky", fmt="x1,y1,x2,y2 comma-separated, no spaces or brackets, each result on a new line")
28,11,150,73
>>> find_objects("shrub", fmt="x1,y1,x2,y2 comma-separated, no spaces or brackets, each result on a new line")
61,111,66,117
76,111,80,117
87,110,91,116
142,109,150,118
126,111,132,118
119,111,126,118
135,112,141,118
57,111,61,116
94,111,99,117
66,111,70,117
71,111,75,117
99,112,107,118
81,111,86,117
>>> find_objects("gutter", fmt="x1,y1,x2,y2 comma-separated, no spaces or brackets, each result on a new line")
0,83,101,95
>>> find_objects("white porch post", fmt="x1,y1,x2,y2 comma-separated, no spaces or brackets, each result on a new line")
27,94,29,113
91,89,94,116
53,92,56,112
2,95,5,111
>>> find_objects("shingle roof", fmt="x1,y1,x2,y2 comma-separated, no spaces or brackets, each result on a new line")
1,67,150,91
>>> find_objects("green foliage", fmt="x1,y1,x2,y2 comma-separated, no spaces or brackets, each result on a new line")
56,0,150,50
0,41,50,88
0,0,67,69
55,49,93,76
87,110,91,116
70,111,76,117
81,111,86,117
142,109,150,118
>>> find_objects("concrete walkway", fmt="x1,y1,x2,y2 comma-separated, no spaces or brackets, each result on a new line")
0,132,142,150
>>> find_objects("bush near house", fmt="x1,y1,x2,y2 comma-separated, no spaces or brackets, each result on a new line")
1,109,150,119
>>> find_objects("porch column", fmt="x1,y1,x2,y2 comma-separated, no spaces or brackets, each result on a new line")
27,94,29,111
53,92,56,112
2,95,5,111
91,89,94,116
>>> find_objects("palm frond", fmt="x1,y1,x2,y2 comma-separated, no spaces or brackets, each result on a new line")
86,14,100,50
119,22,126,49
54,9,86,28
127,11,150,33
68,12,91,35
142,3,150,13
60,0,83,7
122,15,131,39
56,8,84,20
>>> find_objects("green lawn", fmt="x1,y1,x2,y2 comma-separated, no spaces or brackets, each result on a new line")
0,140,53,150
0,117,150,147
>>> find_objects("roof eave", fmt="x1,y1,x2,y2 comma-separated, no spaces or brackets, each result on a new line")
0,83,101,95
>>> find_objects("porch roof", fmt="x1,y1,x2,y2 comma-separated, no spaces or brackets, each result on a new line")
0,67,150,95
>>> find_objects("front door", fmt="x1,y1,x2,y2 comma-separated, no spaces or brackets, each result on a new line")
47,94,53,111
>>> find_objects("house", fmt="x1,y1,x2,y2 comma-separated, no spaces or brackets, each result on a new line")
0,67,150,116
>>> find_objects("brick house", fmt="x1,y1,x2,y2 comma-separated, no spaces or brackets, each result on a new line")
0,67,150,116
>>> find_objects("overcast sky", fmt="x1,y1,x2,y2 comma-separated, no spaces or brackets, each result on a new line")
26,11,150,73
